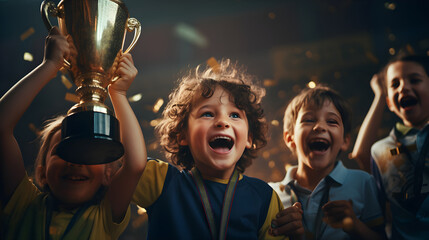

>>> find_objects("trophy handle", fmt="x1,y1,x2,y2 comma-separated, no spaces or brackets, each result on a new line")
40,0,71,69
111,18,141,83
123,18,142,54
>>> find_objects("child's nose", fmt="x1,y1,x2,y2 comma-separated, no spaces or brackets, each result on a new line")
215,117,230,128
313,121,327,132
399,80,411,93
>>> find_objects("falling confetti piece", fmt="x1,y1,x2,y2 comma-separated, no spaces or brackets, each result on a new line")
23,52,33,62
271,120,279,126
61,75,73,89
65,92,79,103
129,93,143,102
268,12,276,20
28,123,40,136
206,57,220,73
405,44,415,55
150,118,162,127
20,27,35,41
152,98,164,113
263,79,277,87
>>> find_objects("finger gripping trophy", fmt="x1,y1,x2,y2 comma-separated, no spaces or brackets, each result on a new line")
41,0,141,164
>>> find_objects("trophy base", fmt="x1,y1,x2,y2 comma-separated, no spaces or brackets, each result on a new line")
56,111,124,165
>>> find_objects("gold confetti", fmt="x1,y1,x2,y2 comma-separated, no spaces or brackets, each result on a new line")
129,93,143,102
150,118,162,127
23,52,33,62
65,92,79,103
28,123,40,136
263,79,277,87
365,51,379,64
20,27,35,41
152,98,164,113
271,120,279,127
405,44,415,55
206,57,220,73
61,75,73,89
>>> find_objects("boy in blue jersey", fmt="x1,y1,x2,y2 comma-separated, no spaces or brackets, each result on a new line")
269,86,386,239
132,59,286,240
352,54,429,239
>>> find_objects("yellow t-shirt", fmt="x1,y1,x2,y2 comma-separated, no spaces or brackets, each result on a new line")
2,173,130,240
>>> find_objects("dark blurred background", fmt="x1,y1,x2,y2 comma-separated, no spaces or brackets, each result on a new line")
2,0,429,238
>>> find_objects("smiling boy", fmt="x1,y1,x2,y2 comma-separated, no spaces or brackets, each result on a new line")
132,59,285,240
269,86,385,239
366,54,429,239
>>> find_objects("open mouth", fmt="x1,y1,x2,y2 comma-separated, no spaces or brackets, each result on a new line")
399,96,418,108
308,139,330,152
209,136,234,151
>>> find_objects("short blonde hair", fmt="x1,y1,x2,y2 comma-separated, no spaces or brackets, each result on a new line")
34,115,65,188
156,59,267,172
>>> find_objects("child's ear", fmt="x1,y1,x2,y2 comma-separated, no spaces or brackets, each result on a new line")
341,134,351,151
178,134,188,146
38,165,47,186
283,131,296,151
245,134,253,149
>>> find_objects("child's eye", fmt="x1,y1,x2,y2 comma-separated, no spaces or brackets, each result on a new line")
230,112,240,119
390,80,399,89
302,118,314,123
410,78,422,84
327,119,339,125
201,112,213,117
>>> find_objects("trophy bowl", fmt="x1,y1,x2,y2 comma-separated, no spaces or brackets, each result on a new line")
41,0,141,164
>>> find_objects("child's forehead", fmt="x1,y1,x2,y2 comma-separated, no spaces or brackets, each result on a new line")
387,61,428,78
192,85,234,104
299,99,335,112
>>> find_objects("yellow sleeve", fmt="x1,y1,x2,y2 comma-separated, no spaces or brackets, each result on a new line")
259,190,289,240
132,159,169,208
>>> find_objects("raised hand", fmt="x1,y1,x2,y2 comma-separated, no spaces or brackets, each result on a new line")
108,53,138,96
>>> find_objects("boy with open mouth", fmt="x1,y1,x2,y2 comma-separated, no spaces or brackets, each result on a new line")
269,86,385,239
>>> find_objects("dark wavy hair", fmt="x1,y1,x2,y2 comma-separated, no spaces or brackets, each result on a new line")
155,59,267,172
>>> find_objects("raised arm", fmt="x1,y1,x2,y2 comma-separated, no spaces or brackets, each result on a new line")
350,74,386,173
106,53,147,223
0,27,69,204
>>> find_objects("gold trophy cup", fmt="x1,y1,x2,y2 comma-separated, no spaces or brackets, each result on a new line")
41,0,141,164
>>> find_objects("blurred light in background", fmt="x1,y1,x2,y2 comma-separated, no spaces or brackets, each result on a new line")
175,23,208,48
23,52,33,62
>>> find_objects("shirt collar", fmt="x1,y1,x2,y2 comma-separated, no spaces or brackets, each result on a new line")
281,161,347,187
327,161,347,185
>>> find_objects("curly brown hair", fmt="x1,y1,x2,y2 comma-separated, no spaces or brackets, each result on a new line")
155,59,267,172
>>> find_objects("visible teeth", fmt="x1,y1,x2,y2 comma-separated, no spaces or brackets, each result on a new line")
210,136,232,142
309,138,329,144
